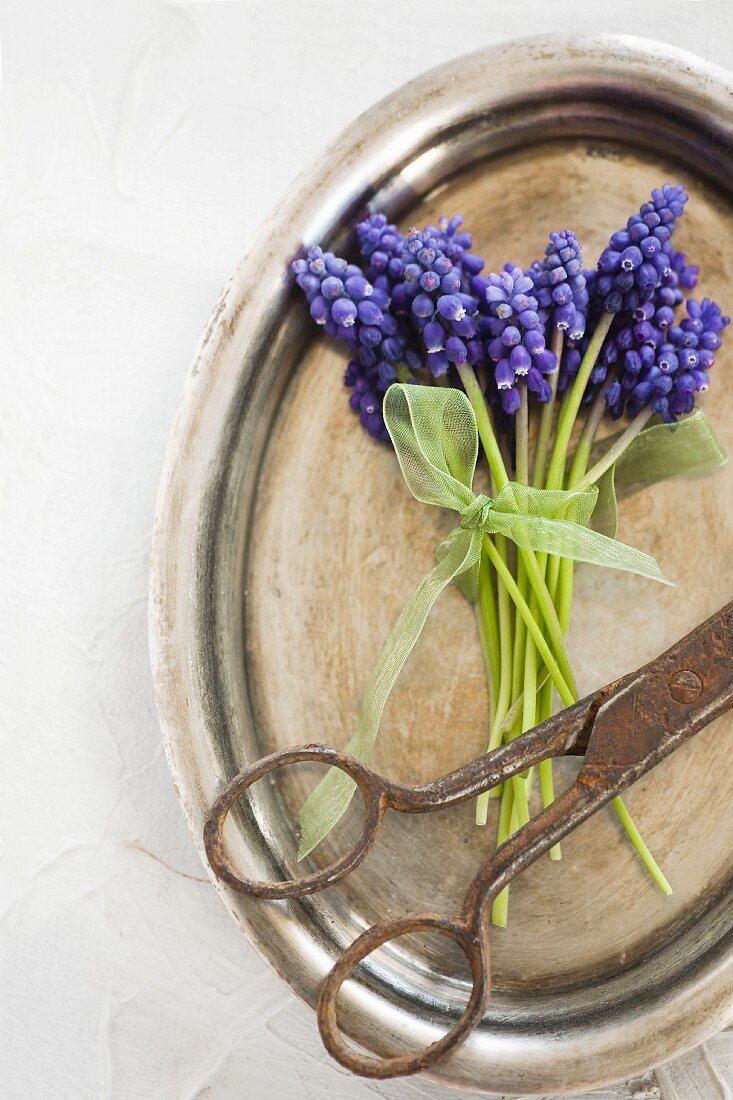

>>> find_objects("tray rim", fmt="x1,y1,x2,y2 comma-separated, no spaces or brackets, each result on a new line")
149,32,733,1095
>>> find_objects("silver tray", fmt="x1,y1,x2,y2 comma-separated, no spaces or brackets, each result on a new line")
150,34,733,1094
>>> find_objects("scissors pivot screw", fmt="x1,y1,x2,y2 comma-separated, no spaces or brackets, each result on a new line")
668,669,704,704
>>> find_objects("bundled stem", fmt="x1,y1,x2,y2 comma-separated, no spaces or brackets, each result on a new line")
457,363,579,698
461,319,672,924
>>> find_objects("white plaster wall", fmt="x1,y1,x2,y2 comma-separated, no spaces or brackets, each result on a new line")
2,1,732,1097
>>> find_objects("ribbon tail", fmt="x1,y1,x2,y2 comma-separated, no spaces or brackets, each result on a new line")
492,513,671,586
594,409,727,501
590,409,728,539
297,529,481,859
591,463,620,539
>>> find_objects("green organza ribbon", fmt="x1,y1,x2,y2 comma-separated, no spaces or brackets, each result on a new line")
591,408,728,538
297,384,673,859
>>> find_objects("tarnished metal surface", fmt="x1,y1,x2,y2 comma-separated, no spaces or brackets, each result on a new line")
150,34,733,1095
205,603,733,1078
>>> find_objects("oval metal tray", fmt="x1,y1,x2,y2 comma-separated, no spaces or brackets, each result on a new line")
150,34,733,1094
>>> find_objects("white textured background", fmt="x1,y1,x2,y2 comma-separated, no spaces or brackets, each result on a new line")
2,2,733,1097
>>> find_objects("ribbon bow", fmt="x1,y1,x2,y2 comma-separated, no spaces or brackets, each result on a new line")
297,384,677,859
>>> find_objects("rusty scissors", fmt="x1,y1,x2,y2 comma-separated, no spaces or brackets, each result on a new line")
204,601,733,1079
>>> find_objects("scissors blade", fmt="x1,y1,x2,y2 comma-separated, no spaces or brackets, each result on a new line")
462,601,733,924
578,600,733,791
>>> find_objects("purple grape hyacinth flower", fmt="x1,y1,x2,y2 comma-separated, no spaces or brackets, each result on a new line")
344,358,392,442
356,213,405,286
292,245,423,442
594,183,688,314
394,228,480,377
292,246,416,381
425,215,485,288
604,295,729,423
475,265,558,412
565,239,701,402
534,230,589,340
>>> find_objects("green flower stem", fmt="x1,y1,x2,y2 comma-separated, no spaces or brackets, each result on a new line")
521,600,539,740
528,334,563,861
532,349,561,489
523,328,658,879
569,382,609,483
520,532,579,698
509,565,529,736
510,366,561,869
456,360,576,690
550,384,611,626
533,319,610,614
500,688,534,738
456,363,509,491
533,676,562,860
491,789,519,927
556,401,654,629
509,391,531,734
450,373,520,821
515,388,530,485
474,556,503,810
547,373,612,607
611,797,672,895
514,603,538,794
474,555,505,805
461,351,669,897
511,775,531,828
513,392,533,738
573,407,654,494
476,543,513,825
495,534,514,692
545,312,614,492
504,392,534,831
528,605,668,886
457,362,579,700
503,367,570,881
475,549,500,705
548,393,670,894
482,536,574,708
519,643,561,866
512,566,558,873
507,718,531,829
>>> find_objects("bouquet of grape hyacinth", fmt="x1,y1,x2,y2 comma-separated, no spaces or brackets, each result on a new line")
291,185,728,926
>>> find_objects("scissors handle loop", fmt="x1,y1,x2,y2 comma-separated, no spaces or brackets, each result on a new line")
204,745,386,899
317,913,490,1079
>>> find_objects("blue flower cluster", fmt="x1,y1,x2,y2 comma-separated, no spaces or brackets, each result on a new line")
558,208,706,415
473,265,558,413
533,230,589,340
293,184,725,441
392,227,481,377
594,184,688,314
356,212,484,293
356,214,405,286
293,218,483,440
292,246,419,439
429,215,485,287
292,246,403,365
605,297,729,422
343,358,392,442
